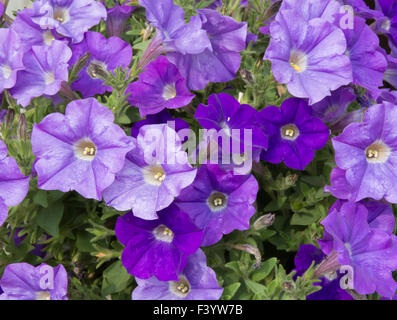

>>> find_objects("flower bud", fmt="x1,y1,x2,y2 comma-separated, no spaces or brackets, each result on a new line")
73,52,91,75
253,213,275,230
17,113,27,141
4,109,15,130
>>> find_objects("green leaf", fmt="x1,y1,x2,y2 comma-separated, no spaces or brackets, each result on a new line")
245,279,268,297
36,201,64,237
33,190,48,208
222,282,241,300
101,260,132,296
290,205,325,226
251,258,277,282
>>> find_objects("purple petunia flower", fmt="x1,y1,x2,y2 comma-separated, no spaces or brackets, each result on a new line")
103,124,197,220
31,98,134,200
0,263,68,300
374,0,397,46
343,16,387,99
195,0,222,9
30,0,107,43
318,201,397,297
0,28,24,93
132,249,223,300
10,40,71,107
260,98,330,170
294,244,353,300
168,9,247,90
330,101,397,203
126,56,194,117
116,206,203,281
264,7,352,104
106,1,136,38
0,140,30,226
385,52,397,89
175,164,258,246
70,31,132,98
280,0,341,22
0,2,3,18
12,228,49,258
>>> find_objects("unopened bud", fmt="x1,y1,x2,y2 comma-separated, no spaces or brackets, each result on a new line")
59,81,78,100
142,23,154,41
87,61,110,81
73,52,91,75
232,244,262,269
17,113,27,141
239,69,254,85
253,213,275,230
263,0,282,22
4,109,15,130
4,90,16,107
285,174,298,186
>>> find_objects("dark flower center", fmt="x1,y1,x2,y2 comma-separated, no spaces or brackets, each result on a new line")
169,276,190,297
74,138,97,161
207,192,227,211
365,140,390,163
153,224,174,243
281,124,299,140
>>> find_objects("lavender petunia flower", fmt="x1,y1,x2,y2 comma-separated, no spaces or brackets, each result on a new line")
331,101,397,203
30,0,107,43
294,244,353,300
0,28,24,93
0,2,3,18
116,206,203,281
106,1,136,38
0,263,68,300
343,16,387,99
0,140,30,226
260,98,330,170
264,8,352,104
175,164,258,247
374,0,397,46
126,56,194,117
318,201,397,297
280,0,341,22
168,9,247,90
103,124,197,220
385,53,397,89
70,31,132,98
377,89,397,104
31,98,134,200
10,40,71,107
132,249,223,300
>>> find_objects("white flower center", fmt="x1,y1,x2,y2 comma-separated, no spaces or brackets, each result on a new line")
36,291,51,300
53,7,70,24
280,123,299,141
169,276,190,298
365,140,390,163
73,138,97,161
153,224,174,242
162,83,177,100
142,165,166,186
289,50,308,73
207,191,228,212
0,64,12,80
44,72,55,85
43,30,55,46
381,18,391,32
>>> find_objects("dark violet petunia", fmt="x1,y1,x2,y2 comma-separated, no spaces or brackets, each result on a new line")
70,31,132,98
385,52,397,89
338,0,382,19
310,86,355,130
11,8,64,53
12,228,48,258
264,8,352,104
318,201,397,297
30,0,107,43
374,0,397,46
195,0,222,9
31,98,134,200
293,244,353,300
103,124,197,220
331,101,397,203
260,98,330,170
132,249,223,300
377,89,397,104
10,40,71,107
126,56,194,117
116,206,203,281
194,93,268,163
175,164,258,247
0,28,24,93
106,1,136,38
0,2,3,18
0,263,68,300
343,16,387,99
168,9,247,90
0,140,30,226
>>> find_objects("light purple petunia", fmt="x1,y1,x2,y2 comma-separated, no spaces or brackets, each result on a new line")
331,101,397,203
264,7,352,104
132,249,223,300
0,263,68,300
0,140,30,226
175,164,258,247
103,124,197,220
106,1,136,37
0,28,24,93
70,31,132,98
318,201,397,297
10,40,71,107
126,56,194,117
385,51,397,89
116,205,203,281
168,8,247,90
280,0,341,22
31,98,134,200
30,0,107,43
260,98,330,170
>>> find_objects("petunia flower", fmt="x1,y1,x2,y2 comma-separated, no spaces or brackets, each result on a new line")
264,8,352,104
70,31,132,98
116,206,203,281
260,98,330,170
0,263,68,300
103,124,197,220
31,98,134,200
10,40,71,107
318,201,397,298
384,51,397,89
331,101,397,203
374,0,397,47
0,140,30,226
175,164,258,246
132,249,223,300
30,0,107,43
106,1,136,38
195,0,222,9
126,56,194,117
0,28,24,93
